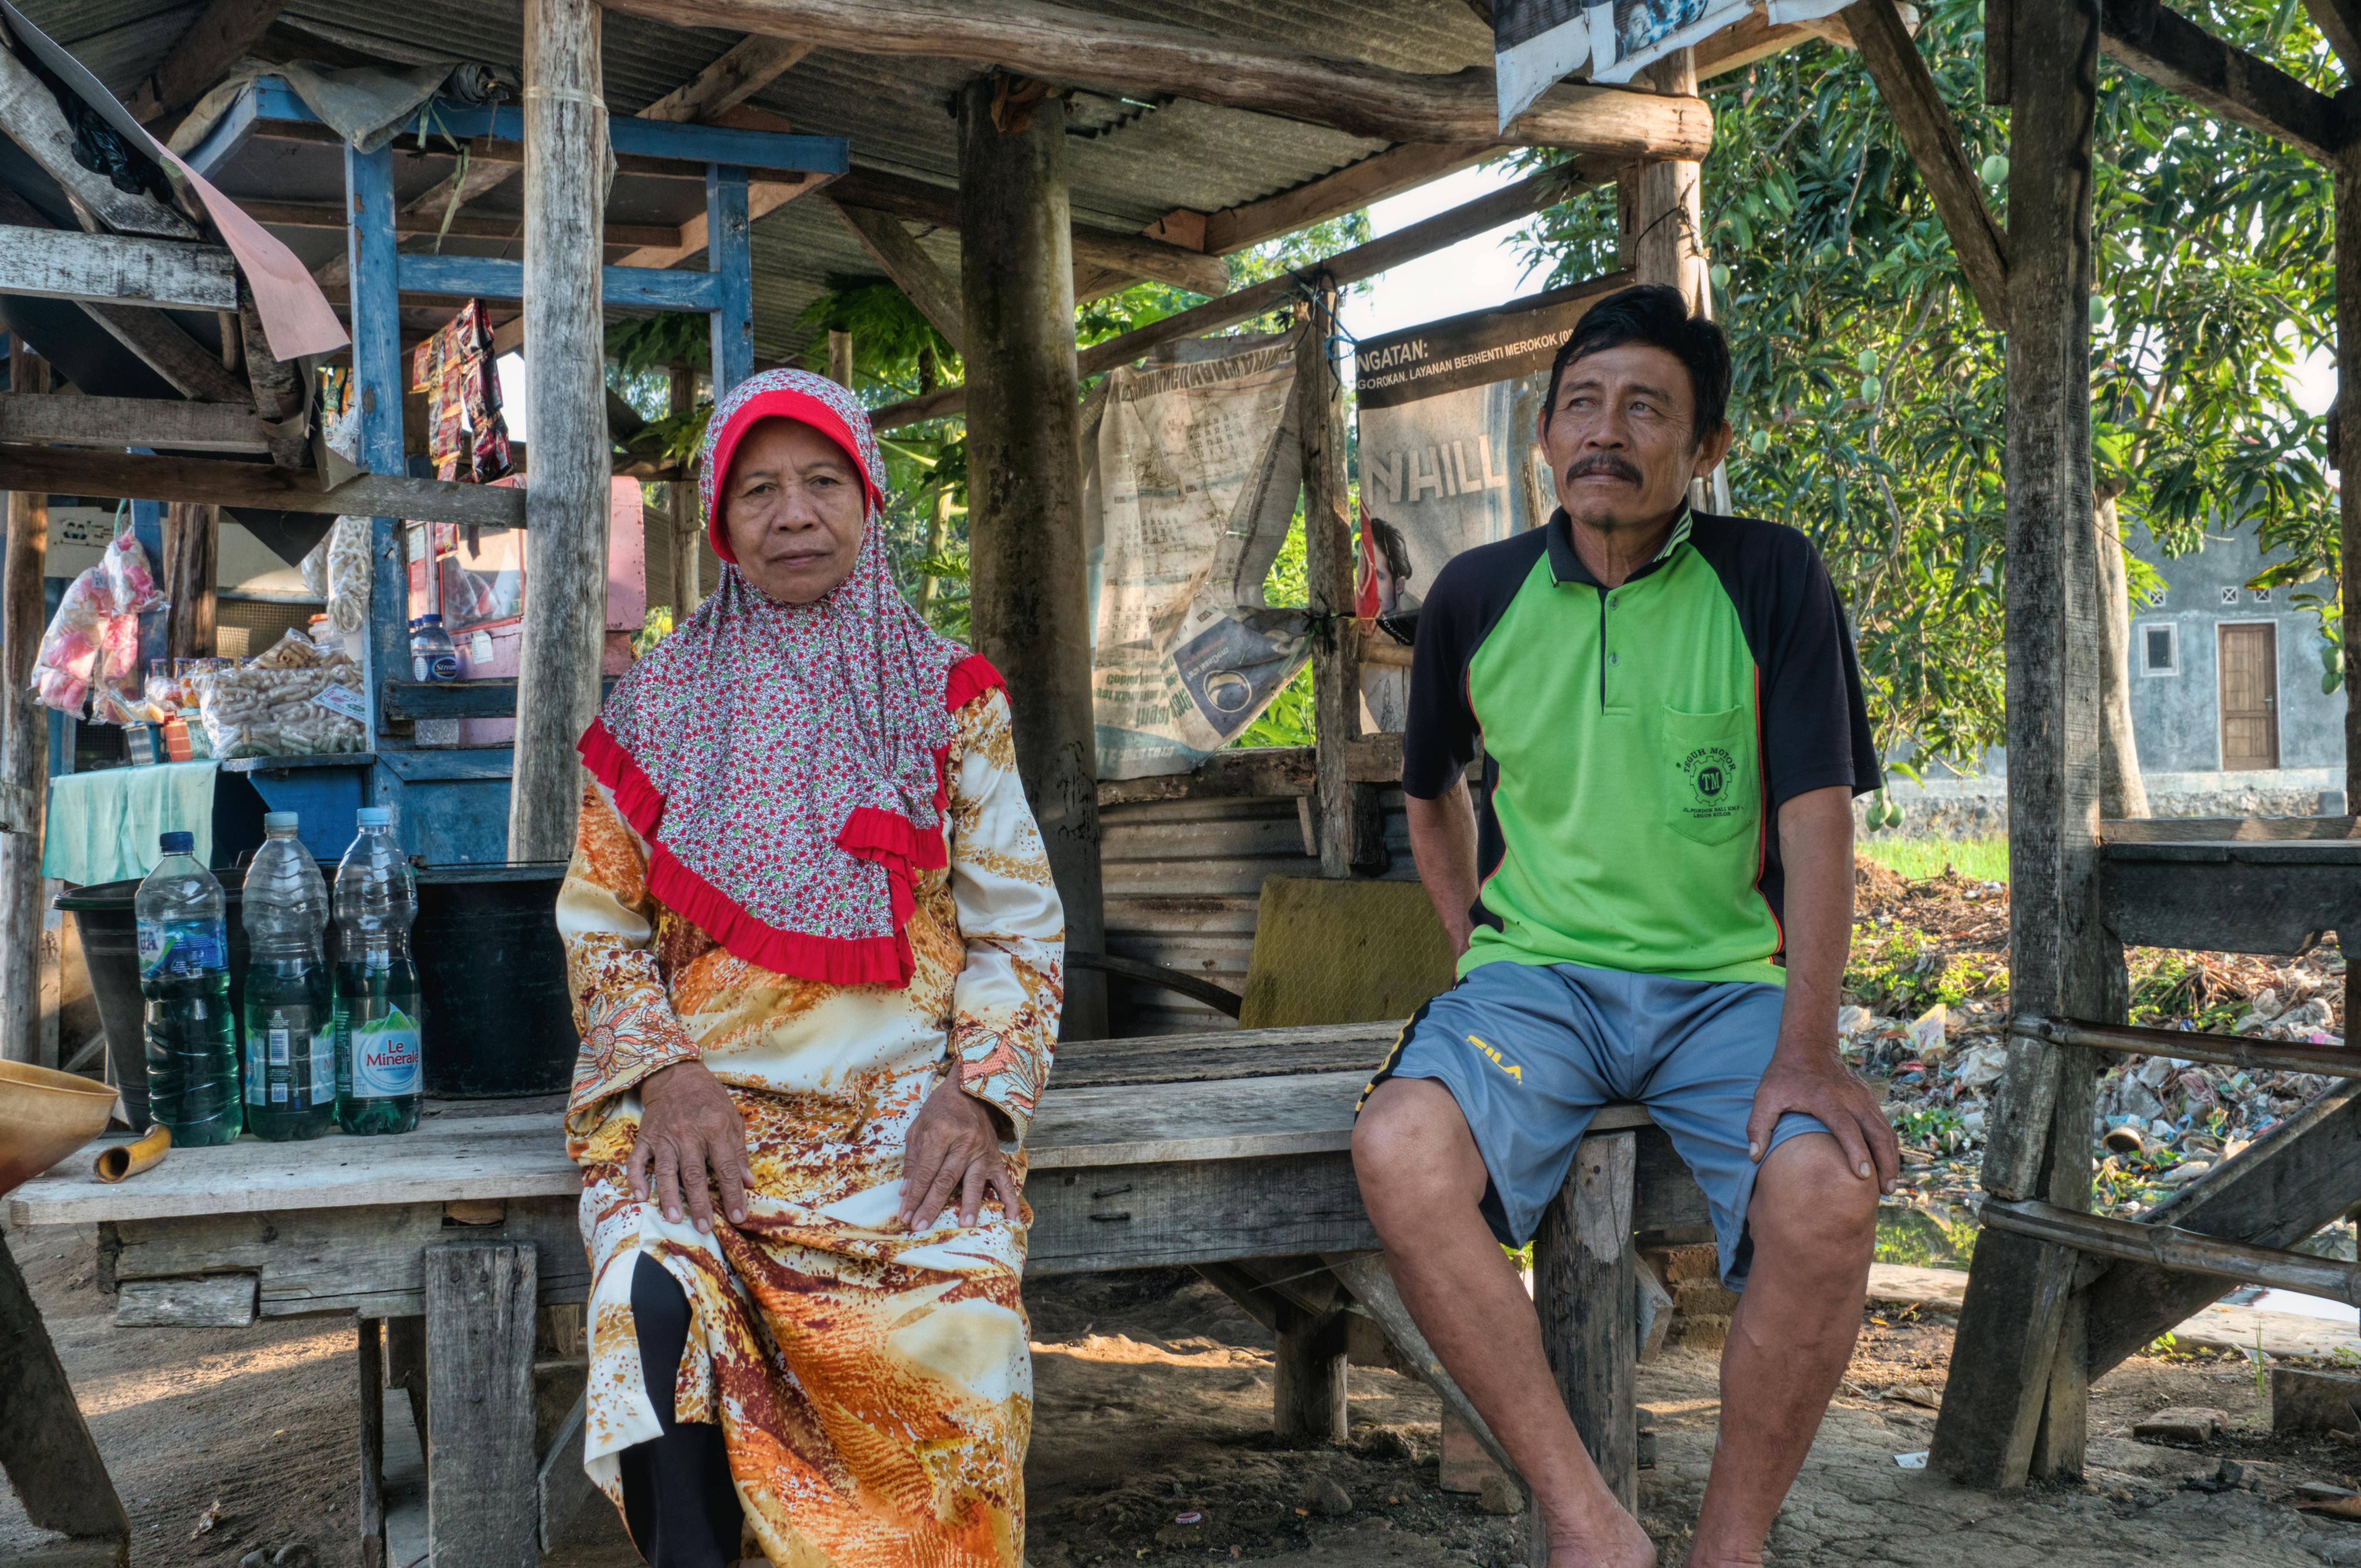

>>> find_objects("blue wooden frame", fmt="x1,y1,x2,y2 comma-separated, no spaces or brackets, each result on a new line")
167,76,812,860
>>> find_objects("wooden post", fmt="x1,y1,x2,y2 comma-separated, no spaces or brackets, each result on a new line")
1271,1301,1349,1444
2337,150,2361,1038
508,0,611,862
705,164,752,395
0,1233,130,1551
1530,1130,1637,1561
3,343,49,1067
667,364,702,615
1297,282,1363,879
358,1316,387,1568
163,503,217,659
1929,0,2103,1491
424,1242,538,1568
346,141,408,749
1629,49,1724,511
956,72,1105,1038
827,328,854,388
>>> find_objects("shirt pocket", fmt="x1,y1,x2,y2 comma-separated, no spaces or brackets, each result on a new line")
1660,704,1757,847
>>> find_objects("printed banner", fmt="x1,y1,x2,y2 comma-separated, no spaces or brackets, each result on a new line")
1083,338,1309,780
1354,281,1614,731
1585,0,1755,84
1493,0,1592,132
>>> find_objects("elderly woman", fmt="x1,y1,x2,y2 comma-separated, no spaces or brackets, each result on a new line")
559,368,1063,1568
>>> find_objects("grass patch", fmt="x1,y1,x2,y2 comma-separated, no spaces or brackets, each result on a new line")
1858,836,2009,884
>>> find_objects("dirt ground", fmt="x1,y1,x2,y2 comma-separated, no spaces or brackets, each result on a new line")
12,1224,2361,1568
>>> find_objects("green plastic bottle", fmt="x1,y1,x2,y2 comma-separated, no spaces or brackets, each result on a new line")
134,831,240,1146
332,807,421,1135
242,812,334,1140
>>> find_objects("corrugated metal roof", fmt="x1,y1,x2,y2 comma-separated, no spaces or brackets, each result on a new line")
10,0,1498,364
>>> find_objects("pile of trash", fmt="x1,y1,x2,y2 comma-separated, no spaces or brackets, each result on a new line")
1844,856,2347,1217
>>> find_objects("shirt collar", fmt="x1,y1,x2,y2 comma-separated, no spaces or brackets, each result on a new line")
1544,503,1695,588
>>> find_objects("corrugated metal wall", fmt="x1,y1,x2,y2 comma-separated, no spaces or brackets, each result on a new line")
1099,789,1418,1035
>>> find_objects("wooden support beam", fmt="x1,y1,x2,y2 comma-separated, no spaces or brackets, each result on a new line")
508,0,612,861
0,391,273,451
1982,1197,2361,1305
956,74,1105,1040
358,1319,385,1568
163,502,217,658
1845,0,2012,327
640,35,815,121
667,365,702,613
830,201,965,353
2080,1082,2361,1376
1197,143,1495,257
1273,1299,1350,1442
594,0,1715,156
2341,154,2361,1034
2021,1013,2361,1080
2307,0,2361,76
80,303,251,404
1930,0,2104,1492
0,227,237,312
876,160,1615,431
610,178,811,272
238,198,680,250
124,0,293,125
0,47,195,240
0,446,528,526
1532,1129,1638,1540
2100,0,2347,163
0,1236,130,1552
423,1243,538,1568
832,168,1229,296
1297,290,1358,880
1326,1252,1527,1487
3,348,48,1069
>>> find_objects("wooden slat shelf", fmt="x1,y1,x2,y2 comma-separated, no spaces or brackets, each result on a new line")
2100,830,2361,955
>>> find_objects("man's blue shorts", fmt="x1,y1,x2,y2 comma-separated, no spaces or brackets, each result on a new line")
1361,960,1832,1290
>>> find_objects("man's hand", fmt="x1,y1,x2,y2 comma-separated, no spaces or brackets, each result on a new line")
629,1060,753,1233
1746,1045,1900,1196
898,1075,1017,1232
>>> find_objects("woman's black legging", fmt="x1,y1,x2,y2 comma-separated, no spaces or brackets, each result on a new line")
616,1254,745,1568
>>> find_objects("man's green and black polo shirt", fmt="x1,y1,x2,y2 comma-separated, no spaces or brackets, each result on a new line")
1401,506,1883,986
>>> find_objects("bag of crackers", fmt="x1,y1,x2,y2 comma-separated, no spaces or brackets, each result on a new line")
192,631,368,759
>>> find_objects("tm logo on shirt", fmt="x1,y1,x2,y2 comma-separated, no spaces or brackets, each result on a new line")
1678,745,1741,822
1466,1034,1524,1083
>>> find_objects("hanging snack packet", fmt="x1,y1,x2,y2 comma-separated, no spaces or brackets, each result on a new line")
100,533,166,616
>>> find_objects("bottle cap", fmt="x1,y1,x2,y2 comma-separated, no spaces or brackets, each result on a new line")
419,614,443,625
263,812,300,831
356,807,392,828
159,830,194,853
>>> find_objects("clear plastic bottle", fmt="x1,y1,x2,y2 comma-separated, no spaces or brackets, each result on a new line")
333,807,422,1135
409,614,459,681
134,831,240,1145
241,812,334,1140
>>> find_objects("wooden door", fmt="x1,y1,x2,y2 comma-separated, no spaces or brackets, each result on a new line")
2218,623,2279,770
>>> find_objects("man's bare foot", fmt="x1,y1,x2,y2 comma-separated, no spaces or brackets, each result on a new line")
1544,1507,1656,1568
1683,1549,1764,1568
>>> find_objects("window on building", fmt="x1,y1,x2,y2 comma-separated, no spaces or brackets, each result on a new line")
2141,622,2179,676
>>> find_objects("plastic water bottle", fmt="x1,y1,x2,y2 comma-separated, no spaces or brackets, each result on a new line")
333,807,422,1135
409,615,459,681
242,812,334,1140
134,831,239,1145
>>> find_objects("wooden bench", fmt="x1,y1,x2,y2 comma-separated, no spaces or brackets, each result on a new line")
8,1021,1706,1568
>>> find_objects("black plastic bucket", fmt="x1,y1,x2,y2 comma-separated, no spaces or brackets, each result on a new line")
60,860,576,1115
412,863,573,1098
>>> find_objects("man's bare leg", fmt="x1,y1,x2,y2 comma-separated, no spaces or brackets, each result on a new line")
1686,1133,1879,1568
1353,1077,1655,1568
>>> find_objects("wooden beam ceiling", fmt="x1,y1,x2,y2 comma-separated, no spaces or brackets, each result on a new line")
1194,142,1496,256
124,0,293,125
593,0,1713,157
1845,0,2010,325
0,45,195,239
828,199,965,352
0,446,528,526
830,167,1229,295
640,36,815,122
2100,0,2347,161
0,391,273,452
238,199,681,248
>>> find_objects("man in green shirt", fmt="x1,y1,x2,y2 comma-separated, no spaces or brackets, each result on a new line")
1354,285,1896,1568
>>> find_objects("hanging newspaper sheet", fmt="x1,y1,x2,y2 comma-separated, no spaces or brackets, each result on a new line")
1586,0,1754,84
1354,281,1617,731
1083,337,1309,781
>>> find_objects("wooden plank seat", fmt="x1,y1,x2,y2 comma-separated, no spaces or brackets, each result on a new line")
2100,816,2361,955
8,1023,1707,1563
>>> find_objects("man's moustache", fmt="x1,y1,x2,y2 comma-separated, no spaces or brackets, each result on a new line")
1565,459,1642,483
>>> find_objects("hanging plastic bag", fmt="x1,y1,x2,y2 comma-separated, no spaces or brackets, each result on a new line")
28,568,112,716
99,532,166,616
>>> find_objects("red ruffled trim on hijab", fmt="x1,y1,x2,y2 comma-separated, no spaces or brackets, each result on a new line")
576,652,1008,987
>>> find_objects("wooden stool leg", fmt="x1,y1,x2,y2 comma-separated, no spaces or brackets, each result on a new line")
358,1317,385,1568
1532,1130,1637,1541
425,1241,538,1568
1273,1301,1349,1443
0,1234,129,1560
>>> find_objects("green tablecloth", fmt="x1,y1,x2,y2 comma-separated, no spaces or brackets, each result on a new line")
42,762,217,886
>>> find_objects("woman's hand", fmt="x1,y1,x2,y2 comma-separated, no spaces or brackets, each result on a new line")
898,1075,1017,1232
629,1060,754,1233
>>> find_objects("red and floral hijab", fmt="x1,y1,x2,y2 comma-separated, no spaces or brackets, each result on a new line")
578,369,1001,986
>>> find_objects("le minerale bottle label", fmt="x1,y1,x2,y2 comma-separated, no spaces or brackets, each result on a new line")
351,1006,422,1098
